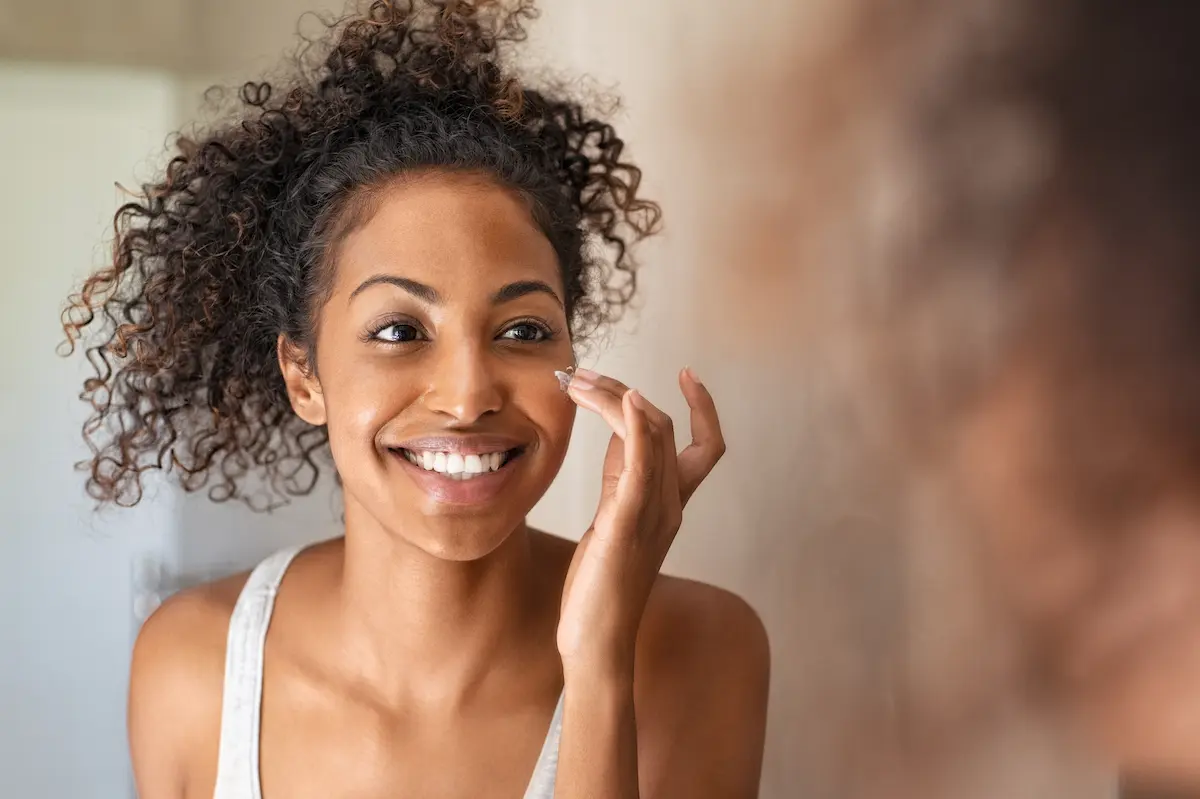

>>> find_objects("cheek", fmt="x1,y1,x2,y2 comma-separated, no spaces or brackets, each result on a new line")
522,382,576,454
317,352,420,450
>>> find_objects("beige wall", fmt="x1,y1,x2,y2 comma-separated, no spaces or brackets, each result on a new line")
3,1,1117,797
0,1,197,70
0,0,344,72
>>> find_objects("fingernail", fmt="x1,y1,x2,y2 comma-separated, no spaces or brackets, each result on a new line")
685,366,702,385
569,372,595,390
573,367,600,382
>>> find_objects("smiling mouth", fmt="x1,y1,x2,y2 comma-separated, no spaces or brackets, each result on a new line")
392,447,525,480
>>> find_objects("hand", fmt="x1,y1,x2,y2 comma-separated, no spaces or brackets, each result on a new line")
557,367,726,680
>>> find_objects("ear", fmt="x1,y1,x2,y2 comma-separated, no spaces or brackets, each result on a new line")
277,335,327,426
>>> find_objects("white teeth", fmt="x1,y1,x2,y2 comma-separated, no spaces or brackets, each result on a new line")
400,448,513,479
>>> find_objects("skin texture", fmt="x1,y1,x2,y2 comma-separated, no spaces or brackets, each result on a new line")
127,174,770,798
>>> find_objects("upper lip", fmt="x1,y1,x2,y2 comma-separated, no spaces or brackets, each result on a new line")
390,434,527,455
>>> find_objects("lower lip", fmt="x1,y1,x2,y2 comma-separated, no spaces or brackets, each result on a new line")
393,451,521,506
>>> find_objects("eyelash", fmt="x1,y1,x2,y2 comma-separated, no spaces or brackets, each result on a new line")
363,317,560,346
362,316,426,345
500,317,560,344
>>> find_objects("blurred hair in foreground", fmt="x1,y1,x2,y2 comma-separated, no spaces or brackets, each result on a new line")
699,0,1200,793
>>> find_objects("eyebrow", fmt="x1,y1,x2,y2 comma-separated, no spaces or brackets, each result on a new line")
490,280,563,308
349,275,563,308
349,275,440,304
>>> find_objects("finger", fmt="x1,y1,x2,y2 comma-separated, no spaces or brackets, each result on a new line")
574,368,674,439
629,389,680,508
677,367,726,503
608,389,657,536
623,383,672,437
571,368,630,399
566,368,659,441
567,376,629,439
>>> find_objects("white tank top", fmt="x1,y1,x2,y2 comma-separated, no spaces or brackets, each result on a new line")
212,546,564,799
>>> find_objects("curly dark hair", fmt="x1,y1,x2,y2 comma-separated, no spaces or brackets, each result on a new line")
59,0,661,510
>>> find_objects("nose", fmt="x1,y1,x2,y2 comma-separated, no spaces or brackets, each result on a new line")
421,339,504,424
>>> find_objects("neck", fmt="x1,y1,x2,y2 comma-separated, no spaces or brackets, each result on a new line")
333,498,557,708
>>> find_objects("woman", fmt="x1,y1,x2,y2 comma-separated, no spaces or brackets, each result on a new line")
60,2,770,796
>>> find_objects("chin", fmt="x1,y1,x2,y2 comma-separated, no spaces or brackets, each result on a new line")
406,515,525,562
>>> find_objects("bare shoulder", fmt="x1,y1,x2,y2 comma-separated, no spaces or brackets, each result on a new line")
128,571,249,797
635,575,771,797
531,529,771,684
132,570,247,688
639,574,770,689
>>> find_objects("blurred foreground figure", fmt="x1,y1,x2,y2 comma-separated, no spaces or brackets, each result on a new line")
937,5,1200,790
709,0,1200,792
864,0,1199,791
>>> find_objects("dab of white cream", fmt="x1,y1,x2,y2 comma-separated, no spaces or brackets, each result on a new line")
554,365,575,393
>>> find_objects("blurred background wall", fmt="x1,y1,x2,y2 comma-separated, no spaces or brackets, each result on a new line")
0,1,1118,797
0,62,180,798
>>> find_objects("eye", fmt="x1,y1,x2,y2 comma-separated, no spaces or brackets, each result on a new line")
499,321,550,343
372,323,424,343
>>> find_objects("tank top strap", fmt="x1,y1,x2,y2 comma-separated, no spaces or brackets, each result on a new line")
522,691,564,799
210,544,563,798
212,546,305,799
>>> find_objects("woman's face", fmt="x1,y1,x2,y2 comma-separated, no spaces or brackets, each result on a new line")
284,171,576,560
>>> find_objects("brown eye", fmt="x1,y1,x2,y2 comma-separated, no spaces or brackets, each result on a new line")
373,323,423,343
499,322,548,343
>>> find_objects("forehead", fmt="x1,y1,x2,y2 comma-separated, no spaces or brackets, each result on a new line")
331,171,562,299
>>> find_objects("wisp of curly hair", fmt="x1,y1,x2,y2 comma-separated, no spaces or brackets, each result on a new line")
59,0,661,510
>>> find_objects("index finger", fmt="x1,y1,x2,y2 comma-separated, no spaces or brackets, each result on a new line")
677,367,726,503
566,369,631,439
